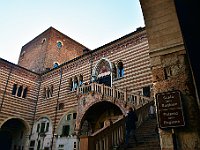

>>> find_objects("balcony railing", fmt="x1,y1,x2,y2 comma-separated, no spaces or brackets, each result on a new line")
77,82,151,108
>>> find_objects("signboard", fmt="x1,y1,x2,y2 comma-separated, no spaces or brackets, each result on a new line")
156,90,185,128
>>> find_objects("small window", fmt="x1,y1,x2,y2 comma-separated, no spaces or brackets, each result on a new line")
58,103,64,110
79,75,83,86
57,41,63,48
40,122,46,133
73,76,78,90
36,124,40,133
47,87,50,98
17,86,23,97
42,38,46,43
43,87,47,99
74,142,77,150
62,125,70,136
50,85,53,97
12,84,17,95
69,78,73,91
22,87,28,98
53,62,59,68
45,122,49,132
67,114,71,120
143,86,151,97
164,66,172,79
117,62,124,78
73,113,77,119
112,64,117,79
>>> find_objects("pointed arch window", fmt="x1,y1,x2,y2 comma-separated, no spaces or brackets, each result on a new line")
79,75,83,86
22,87,28,98
12,84,28,98
69,78,73,91
117,61,124,78
36,118,50,134
73,76,78,90
17,85,23,97
112,64,117,79
12,84,17,95
43,85,53,99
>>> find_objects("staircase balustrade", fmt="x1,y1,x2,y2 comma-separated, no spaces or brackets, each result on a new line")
79,116,125,150
78,82,153,150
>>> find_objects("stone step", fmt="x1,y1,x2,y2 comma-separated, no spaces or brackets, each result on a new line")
118,117,161,150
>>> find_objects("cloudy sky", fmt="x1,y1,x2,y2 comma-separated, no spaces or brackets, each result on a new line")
0,0,145,64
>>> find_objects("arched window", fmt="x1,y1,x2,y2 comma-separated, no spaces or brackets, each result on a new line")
22,87,28,98
43,87,47,99
69,78,73,91
53,62,59,68
112,63,117,79
50,85,53,97
79,75,83,86
17,85,23,97
36,118,50,134
47,87,50,98
12,84,17,95
117,61,124,78
57,41,63,49
73,76,78,90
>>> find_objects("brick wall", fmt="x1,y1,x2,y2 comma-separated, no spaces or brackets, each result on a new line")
18,27,88,74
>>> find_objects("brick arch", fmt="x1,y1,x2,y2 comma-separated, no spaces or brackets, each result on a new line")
0,117,30,134
76,98,126,131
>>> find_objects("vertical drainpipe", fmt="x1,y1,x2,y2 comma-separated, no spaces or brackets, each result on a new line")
29,76,42,139
0,66,13,113
51,67,63,150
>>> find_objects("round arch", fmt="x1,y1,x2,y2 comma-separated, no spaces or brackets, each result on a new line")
78,101,124,135
0,117,30,150
0,117,30,133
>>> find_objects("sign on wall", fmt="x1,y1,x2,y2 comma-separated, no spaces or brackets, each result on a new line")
156,90,185,128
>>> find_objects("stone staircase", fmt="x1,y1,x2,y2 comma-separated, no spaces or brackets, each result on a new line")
119,117,161,150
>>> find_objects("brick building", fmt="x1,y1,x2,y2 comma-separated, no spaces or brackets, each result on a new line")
1,1,199,149
0,26,153,150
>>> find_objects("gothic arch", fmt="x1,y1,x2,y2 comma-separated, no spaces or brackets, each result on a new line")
92,58,113,86
35,115,53,125
56,108,77,130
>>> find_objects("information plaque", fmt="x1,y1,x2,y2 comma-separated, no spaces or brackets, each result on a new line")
156,90,185,128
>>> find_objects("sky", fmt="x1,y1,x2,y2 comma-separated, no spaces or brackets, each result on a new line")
0,0,145,64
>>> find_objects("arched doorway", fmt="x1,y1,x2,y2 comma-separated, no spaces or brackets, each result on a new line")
80,101,123,135
93,58,112,87
0,118,29,150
